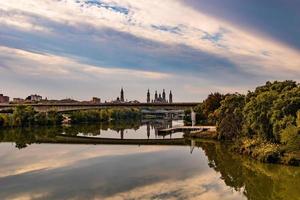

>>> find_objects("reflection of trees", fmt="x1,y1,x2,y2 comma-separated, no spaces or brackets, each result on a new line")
0,126,60,149
196,141,300,200
62,119,142,136
0,119,179,148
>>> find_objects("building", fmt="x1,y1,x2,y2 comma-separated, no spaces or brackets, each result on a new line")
147,89,150,103
12,98,24,103
92,97,101,104
169,90,173,103
162,89,166,101
26,94,42,102
111,88,126,103
120,88,124,102
147,89,173,103
0,94,9,104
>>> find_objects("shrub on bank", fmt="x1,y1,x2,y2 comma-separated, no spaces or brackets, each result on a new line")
0,106,63,127
232,137,281,164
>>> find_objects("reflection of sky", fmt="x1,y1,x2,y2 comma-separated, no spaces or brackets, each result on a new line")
78,120,184,139
0,144,245,200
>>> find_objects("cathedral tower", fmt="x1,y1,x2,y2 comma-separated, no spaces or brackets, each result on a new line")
120,88,124,102
162,89,166,101
169,90,173,103
147,89,150,103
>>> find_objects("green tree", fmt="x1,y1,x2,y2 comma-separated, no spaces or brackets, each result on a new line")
216,93,245,140
243,91,278,140
12,105,36,126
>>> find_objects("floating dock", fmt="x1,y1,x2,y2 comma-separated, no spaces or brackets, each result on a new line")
158,126,216,134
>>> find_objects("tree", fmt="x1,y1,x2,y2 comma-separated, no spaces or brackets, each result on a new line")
216,93,245,140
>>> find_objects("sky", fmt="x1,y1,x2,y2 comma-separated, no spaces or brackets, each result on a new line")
0,0,300,102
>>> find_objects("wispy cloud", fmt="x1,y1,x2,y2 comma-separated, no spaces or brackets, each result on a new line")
0,0,299,100
0,46,171,80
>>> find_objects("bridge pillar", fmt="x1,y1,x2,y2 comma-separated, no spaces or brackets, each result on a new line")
191,108,196,126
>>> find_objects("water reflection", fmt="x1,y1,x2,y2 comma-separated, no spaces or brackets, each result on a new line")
0,121,299,200
197,141,300,200
0,119,183,149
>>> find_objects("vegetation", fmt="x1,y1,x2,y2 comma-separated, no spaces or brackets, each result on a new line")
0,106,141,127
69,108,141,124
188,80,300,165
0,105,63,127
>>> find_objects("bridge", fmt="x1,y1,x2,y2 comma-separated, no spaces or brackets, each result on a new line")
0,102,198,112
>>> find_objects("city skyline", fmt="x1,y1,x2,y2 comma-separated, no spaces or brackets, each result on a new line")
0,88,176,103
0,0,300,102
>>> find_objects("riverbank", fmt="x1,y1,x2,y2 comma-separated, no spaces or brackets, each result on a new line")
231,137,300,166
185,131,300,166
185,80,300,166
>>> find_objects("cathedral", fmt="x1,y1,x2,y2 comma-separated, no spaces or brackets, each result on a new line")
147,89,173,103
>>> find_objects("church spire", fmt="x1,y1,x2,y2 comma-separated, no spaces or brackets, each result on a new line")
169,90,173,103
120,87,124,102
162,89,166,101
147,89,150,103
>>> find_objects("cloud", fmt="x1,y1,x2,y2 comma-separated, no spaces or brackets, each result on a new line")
1,0,300,75
0,0,299,101
0,46,170,80
0,143,170,178
0,145,245,200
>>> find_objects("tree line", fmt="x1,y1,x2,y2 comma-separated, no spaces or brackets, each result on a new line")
69,108,141,124
0,106,141,127
186,80,300,165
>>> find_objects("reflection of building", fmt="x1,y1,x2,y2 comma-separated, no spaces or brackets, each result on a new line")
147,89,173,103
0,94,9,103
147,123,150,139
143,119,173,139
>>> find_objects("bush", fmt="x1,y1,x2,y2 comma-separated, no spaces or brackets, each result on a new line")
252,143,281,163
280,125,300,152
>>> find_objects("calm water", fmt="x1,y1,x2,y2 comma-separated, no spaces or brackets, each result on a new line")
0,120,299,200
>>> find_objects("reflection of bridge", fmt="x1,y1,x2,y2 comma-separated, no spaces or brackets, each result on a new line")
0,102,198,112
36,134,188,145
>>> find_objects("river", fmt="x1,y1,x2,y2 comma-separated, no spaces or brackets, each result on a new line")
0,119,299,200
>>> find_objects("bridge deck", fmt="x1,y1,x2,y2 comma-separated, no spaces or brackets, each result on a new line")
0,102,199,112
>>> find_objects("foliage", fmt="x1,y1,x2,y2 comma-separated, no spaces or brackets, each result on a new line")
243,80,299,141
280,125,300,152
216,93,245,140
12,105,36,126
0,106,63,127
69,108,141,124
70,110,101,124
232,137,281,163
188,92,224,125
186,80,300,164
